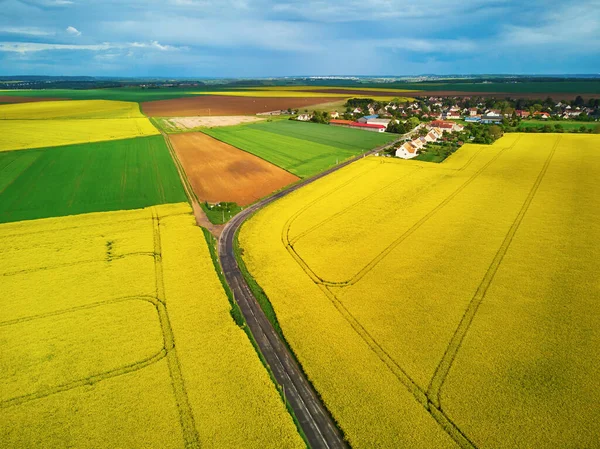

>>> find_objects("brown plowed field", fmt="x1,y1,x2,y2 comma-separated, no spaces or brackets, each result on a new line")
141,95,340,117
310,88,596,100
0,96,67,104
169,132,299,206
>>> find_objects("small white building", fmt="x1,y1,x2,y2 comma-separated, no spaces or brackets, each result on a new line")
395,142,419,159
297,114,312,121
330,111,340,119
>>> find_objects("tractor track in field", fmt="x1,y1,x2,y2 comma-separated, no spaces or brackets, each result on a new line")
217,137,403,449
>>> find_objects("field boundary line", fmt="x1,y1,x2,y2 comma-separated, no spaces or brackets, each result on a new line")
151,211,201,449
426,135,561,408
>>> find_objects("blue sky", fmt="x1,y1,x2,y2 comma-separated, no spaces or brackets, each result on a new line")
0,0,598,77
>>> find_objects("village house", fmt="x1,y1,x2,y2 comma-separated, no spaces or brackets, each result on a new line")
444,110,461,120
395,142,419,159
296,114,312,121
468,108,479,116
330,111,340,119
428,120,464,132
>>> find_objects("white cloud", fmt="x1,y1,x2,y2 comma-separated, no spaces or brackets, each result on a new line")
66,25,81,36
0,26,54,37
0,40,183,53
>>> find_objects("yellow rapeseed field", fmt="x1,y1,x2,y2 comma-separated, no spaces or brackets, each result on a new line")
0,118,158,151
1,203,303,448
239,134,600,448
0,100,145,119
0,99,159,151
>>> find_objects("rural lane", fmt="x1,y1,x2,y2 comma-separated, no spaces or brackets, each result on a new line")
217,135,404,449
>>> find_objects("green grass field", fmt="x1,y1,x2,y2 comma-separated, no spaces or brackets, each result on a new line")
0,135,186,223
518,120,598,130
203,121,397,178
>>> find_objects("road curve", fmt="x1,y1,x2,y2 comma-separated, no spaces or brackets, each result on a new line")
217,137,402,449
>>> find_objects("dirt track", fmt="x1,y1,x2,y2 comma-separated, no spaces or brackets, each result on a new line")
0,96,68,104
141,95,340,117
169,132,299,206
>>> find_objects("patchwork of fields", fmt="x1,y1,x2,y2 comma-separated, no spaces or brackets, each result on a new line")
0,136,186,223
203,120,397,178
239,134,600,448
1,203,303,448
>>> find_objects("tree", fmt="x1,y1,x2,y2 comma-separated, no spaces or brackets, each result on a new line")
593,124,600,134
406,117,420,130
488,125,503,140
574,95,585,107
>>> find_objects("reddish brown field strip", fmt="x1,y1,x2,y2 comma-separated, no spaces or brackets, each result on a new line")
310,89,595,100
0,96,68,104
141,95,340,117
169,132,299,206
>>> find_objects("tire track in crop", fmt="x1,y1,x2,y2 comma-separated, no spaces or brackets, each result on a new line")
285,144,484,250
319,284,477,449
0,295,159,327
426,136,560,409
0,251,154,277
1,294,167,408
288,165,423,246
288,136,522,287
1,349,168,409
151,211,201,449
0,210,189,239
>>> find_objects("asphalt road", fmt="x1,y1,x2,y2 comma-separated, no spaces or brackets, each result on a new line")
217,136,403,449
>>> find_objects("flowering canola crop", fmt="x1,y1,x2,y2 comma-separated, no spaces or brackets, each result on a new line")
1,203,303,449
239,134,600,448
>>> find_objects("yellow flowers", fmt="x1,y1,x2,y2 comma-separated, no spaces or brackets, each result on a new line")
1,203,303,448
240,134,600,448
0,100,146,119
0,100,159,152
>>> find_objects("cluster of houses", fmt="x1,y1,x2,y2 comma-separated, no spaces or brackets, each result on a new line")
395,120,464,159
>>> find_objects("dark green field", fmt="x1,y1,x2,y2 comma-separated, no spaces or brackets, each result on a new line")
0,88,210,102
518,120,598,130
0,135,186,223
203,120,396,178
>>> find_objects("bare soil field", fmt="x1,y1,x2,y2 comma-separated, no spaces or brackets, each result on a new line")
169,132,299,206
166,115,265,130
0,96,67,104
142,95,340,117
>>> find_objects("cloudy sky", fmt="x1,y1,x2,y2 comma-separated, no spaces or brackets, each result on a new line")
0,0,598,77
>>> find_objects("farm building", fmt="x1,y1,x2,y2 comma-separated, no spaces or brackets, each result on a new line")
357,114,379,123
481,113,503,124
330,119,386,133
366,118,392,127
